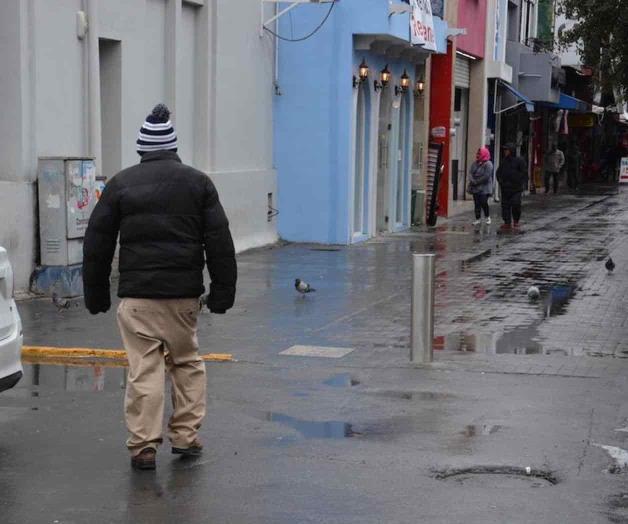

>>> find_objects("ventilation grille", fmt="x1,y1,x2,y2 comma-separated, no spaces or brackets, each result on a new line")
45,239,61,254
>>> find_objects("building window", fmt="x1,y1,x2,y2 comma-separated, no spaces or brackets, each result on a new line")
521,0,536,45
507,2,519,42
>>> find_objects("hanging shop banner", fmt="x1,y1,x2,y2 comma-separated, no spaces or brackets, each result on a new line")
568,113,595,128
620,157,628,184
410,0,437,51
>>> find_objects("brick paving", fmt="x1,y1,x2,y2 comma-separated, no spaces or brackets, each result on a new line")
310,187,628,374
19,186,628,378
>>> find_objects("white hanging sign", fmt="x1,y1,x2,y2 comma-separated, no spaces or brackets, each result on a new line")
410,0,437,52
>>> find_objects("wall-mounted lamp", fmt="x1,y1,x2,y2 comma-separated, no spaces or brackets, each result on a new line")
400,69,410,91
375,65,392,92
380,65,391,87
395,69,410,96
353,59,369,88
414,78,425,97
358,59,369,82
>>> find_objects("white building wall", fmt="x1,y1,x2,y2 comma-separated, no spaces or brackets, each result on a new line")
0,0,38,292
0,0,278,293
211,0,277,251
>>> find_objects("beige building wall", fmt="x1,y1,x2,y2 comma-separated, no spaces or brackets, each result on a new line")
467,59,489,169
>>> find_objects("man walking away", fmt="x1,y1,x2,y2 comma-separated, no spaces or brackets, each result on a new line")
467,146,494,226
496,143,528,231
544,144,565,194
83,103,237,471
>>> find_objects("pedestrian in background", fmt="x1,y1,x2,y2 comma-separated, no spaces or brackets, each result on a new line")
467,146,493,226
566,142,581,190
83,103,237,471
496,143,528,231
544,144,565,194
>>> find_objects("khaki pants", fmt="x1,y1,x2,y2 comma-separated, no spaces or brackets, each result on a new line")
117,298,206,455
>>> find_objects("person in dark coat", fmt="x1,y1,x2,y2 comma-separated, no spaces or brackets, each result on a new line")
467,146,494,226
496,143,528,230
83,103,237,470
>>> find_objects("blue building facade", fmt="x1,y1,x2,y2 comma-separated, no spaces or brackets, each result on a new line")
274,0,448,245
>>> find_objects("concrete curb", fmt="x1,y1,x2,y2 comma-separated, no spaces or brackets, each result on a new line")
21,346,233,363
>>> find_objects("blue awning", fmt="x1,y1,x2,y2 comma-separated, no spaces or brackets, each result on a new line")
557,93,589,112
497,80,535,113
535,93,590,112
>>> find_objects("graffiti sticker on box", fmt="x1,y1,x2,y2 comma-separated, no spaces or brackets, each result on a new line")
66,160,96,239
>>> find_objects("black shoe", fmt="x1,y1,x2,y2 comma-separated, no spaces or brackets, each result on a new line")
172,440,203,456
131,447,156,470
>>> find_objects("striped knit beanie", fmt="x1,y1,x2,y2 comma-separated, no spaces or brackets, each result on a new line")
136,103,178,154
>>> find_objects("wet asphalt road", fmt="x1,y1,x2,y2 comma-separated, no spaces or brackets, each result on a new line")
3,186,628,523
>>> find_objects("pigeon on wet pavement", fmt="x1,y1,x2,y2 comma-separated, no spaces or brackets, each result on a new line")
527,286,540,301
295,279,316,294
606,257,615,273
52,292,72,311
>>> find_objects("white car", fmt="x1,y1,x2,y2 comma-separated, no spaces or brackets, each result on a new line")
0,247,22,392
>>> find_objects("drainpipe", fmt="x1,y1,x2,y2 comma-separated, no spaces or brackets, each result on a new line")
84,0,101,174
274,2,281,95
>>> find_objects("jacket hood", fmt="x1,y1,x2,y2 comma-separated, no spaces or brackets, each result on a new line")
477,147,491,163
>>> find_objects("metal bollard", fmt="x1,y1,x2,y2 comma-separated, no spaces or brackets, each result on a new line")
410,254,435,364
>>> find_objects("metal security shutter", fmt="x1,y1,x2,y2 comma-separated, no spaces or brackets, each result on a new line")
454,56,471,88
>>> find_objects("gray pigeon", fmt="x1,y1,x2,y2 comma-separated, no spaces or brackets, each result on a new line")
527,286,540,301
295,279,316,294
52,292,71,311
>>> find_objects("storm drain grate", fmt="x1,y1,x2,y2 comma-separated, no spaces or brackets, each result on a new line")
434,465,559,486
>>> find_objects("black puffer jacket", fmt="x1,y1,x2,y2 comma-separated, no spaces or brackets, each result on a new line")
82,150,237,314
496,146,528,194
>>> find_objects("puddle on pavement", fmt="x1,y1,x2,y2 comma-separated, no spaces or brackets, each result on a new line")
441,282,578,355
462,424,502,437
442,330,543,355
265,412,357,439
371,390,452,401
291,391,310,398
10,363,127,395
543,283,577,317
460,249,492,270
323,373,360,387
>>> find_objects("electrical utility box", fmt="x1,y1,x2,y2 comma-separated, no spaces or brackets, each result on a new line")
38,157,97,266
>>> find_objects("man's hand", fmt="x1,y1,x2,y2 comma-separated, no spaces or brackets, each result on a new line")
84,288,111,315
200,294,227,314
